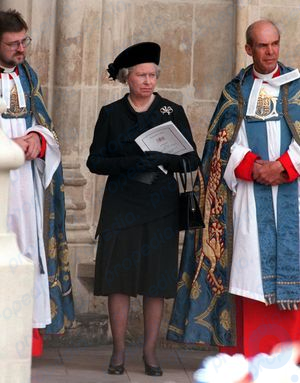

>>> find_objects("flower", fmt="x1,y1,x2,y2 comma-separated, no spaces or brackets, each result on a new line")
193,348,300,383
193,353,249,383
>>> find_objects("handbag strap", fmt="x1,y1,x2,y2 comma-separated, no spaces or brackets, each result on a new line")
185,159,197,212
178,158,195,192
186,158,195,189
179,158,188,192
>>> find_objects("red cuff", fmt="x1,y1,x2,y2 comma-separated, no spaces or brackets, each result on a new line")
234,152,259,181
277,152,299,182
31,131,46,158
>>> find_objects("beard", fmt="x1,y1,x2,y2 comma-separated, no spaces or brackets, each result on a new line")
0,51,25,68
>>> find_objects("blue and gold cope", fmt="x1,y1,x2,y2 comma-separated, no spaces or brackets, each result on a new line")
167,63,300,347
4,61,75,334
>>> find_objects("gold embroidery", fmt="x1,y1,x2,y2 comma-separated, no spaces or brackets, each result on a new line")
177,272,191,291
194,295,223,345
254,89,278,120
48,237,57,259
64,315,76,329
191,281,201,300
289,90,300,106
193,130,227,294
293,121,300,137
207,89,238,135
224,123,235,142
50,299,58,319
167,325,184,335
38,112,59,142
59,242,69,265
22,63,59,143
3,84,27,118
220,309,231,331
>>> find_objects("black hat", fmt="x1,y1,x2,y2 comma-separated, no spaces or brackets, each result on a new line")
107,42,161,80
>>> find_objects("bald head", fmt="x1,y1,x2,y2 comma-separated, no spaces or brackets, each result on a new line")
245,20,280,74
246,20,280,47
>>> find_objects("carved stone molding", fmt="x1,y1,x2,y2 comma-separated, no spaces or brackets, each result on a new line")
63,162,93,244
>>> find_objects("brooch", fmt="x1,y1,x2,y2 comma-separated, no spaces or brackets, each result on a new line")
160,106,173,115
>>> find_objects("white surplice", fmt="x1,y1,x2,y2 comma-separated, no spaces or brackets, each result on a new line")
223,73,300,303
1,74,60,328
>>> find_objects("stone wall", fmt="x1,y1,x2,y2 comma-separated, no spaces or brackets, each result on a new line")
2,0,300,343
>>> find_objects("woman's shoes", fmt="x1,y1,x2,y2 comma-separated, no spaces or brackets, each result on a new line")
143,356,163,376
107,354,163,376
107,359,125,375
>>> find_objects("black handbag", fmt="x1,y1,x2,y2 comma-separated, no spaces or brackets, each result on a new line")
177,159,204,231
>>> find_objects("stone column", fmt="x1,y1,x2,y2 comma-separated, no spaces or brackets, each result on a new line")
235,0,261,73
235,0,249,73
52,0,103,315
0,100,34,382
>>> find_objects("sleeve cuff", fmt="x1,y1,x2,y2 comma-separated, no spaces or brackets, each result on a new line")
278,152,299,182
234,152,259,181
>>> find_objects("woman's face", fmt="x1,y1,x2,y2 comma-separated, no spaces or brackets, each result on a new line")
127,63,157,99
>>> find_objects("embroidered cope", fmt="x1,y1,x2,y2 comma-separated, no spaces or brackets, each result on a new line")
167,63,300,346
0,61,75,332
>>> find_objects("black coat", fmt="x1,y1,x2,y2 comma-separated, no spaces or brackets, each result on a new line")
87,93,200,237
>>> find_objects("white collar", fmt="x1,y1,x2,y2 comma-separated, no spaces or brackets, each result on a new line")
0,66,16,74
246,66,300,117
253,65,279,81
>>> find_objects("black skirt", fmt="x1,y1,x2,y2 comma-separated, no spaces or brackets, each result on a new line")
94,213,179,298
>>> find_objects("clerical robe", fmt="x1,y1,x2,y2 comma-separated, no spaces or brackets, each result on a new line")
0,61,74,333
167,62,300,356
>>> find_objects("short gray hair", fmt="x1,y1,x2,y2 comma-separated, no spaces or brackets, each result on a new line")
117,64,161,84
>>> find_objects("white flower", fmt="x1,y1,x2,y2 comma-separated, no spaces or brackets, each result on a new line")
193,353,249,383
249,350,300,383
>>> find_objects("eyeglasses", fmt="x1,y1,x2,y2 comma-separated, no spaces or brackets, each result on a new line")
1,36,32,51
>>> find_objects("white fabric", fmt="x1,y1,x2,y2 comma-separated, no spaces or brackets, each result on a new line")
246,78,264,116
253,65,279,80
1,71,26,109
10,72,26,107
1,73,11,109
224,76,300,303
1,77,60,328
246,67,300,118
0,65,16,73
288,139,300,174
268,68,300,87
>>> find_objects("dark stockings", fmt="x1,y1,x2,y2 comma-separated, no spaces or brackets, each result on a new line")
108,294,164,367
108,293,130,365
143,296,164,366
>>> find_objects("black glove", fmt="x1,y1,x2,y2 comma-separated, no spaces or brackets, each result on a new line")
121,152,173,173
144,151,181,171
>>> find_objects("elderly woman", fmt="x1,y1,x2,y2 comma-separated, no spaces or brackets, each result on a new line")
86,42,200,376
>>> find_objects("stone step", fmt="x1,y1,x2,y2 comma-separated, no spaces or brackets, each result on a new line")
44,313,111,347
